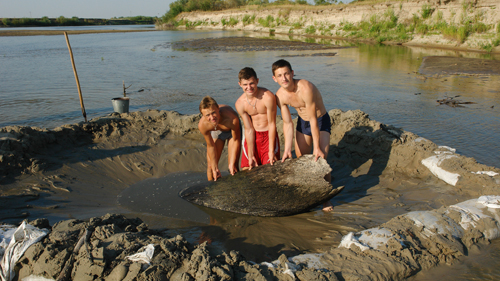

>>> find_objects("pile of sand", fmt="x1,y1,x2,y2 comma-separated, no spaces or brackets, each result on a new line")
1,109,500,280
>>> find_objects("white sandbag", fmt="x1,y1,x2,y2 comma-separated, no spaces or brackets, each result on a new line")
0,222,49,281
126,244,155,265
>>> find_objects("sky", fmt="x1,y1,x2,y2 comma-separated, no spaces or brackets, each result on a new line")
0,0,172,18
0,0,354,19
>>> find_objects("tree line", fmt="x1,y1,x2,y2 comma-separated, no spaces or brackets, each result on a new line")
1,16,157,27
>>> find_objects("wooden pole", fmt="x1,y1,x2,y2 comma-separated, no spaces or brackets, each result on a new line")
64,32,87,122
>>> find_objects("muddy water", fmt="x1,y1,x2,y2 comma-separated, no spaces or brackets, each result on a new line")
1,29,499,168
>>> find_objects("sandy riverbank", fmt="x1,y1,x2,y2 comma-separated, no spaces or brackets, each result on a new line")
163,0,500,53
1,107,500,280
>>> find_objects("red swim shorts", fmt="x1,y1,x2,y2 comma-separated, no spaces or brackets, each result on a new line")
241,130,280,168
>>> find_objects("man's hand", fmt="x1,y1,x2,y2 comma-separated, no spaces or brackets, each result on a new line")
229,165,238,176
212,167,221,181
248,156,259,170
281,150,293,162
268,151,278,165
313,148,325,162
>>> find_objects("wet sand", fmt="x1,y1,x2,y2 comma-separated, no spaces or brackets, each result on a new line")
1,108,500,280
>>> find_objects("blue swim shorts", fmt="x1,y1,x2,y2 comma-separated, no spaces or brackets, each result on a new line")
296,114,332,136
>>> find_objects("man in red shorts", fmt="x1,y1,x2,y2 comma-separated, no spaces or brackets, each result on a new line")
235,67,280,170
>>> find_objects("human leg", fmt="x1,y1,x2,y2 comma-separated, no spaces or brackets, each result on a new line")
241,139,257,170
319,130,333,211
294,130,313,157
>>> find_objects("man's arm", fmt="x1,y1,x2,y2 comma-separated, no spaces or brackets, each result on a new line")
198,122,220,181
235,100,258,169
264,91,278,165
276,92,294,162
301,83,324,161
228,117,242,175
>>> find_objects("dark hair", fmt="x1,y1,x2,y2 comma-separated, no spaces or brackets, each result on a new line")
238,67,258,81
199,96,218,113
272,59,293,75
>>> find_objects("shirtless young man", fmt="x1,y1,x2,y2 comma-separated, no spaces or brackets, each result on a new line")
272,59,333,211
198,96,242,181
235,67,280,170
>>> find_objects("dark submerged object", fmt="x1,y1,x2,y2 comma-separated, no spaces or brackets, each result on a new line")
179,155,344,217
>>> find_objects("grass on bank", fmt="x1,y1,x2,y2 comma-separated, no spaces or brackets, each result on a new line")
164,0,500,52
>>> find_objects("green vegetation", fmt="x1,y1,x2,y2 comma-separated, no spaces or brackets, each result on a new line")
157,0,499,53
242,14,256,25
420,4,434,19
327,2,497,49
160,0,318,24
305,25,316,34
258,15,275,27
0,16,156,27
222,17,239,26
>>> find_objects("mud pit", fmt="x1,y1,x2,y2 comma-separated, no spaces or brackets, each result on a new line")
1,108,500,280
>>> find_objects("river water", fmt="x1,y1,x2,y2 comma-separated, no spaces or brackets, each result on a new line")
1,25,500,279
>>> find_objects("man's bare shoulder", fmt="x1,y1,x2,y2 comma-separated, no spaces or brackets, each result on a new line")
219,105,238,118
275,87,290,103
297,79,315,91
275,87,287,97
260,88,275,99
198,118,210,134
234,95,247,113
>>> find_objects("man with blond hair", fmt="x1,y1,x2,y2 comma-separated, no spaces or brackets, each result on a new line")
198,96,242,181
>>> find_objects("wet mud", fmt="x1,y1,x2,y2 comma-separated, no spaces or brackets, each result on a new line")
171,36,348,52
1,108,500,280
419,56,500,76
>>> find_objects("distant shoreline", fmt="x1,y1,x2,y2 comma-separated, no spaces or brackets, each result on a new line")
0,29,157,36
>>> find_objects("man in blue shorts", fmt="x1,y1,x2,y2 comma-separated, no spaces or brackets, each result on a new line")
272,59,333,211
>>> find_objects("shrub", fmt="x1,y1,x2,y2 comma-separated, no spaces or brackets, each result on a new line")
421,4,434,19
242,15,250,24
305,25,316,34
481,43,493,52
292,21,303,29
493,37,500,47
386,8,398,25
341,21,356,31
411,14,421,26
258,15,275,27
228,17,238,26
416,24,429,35
457,26,469,43
2,18,11,26
471,22,488,33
